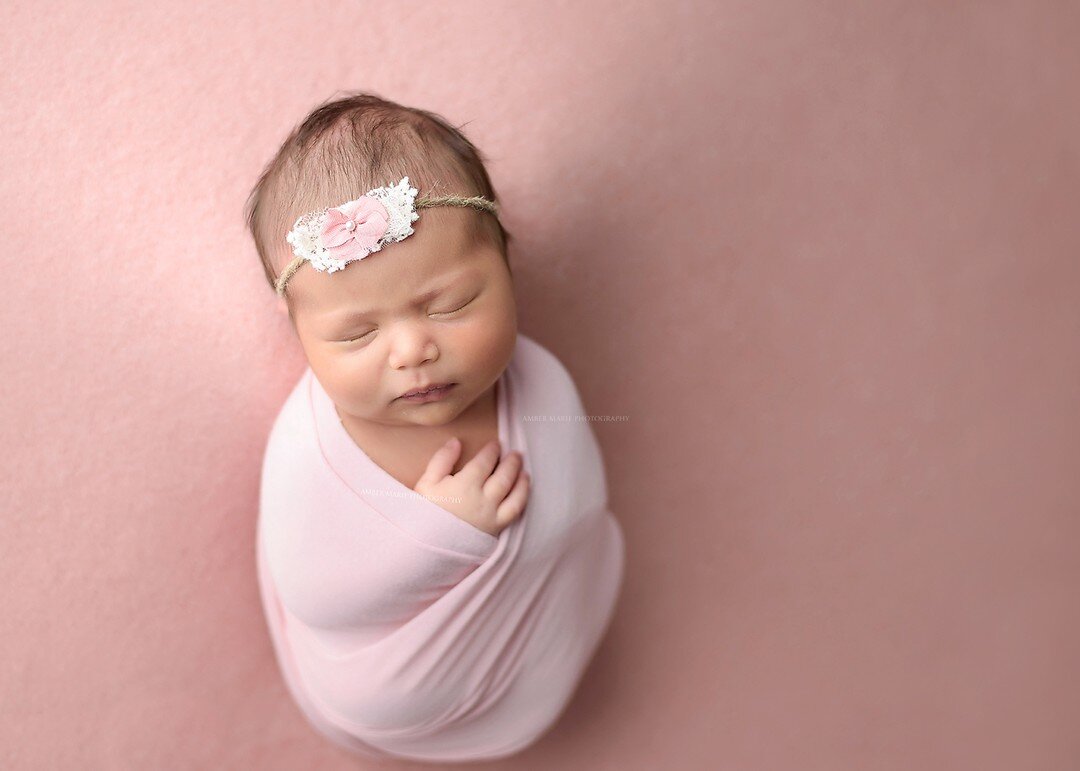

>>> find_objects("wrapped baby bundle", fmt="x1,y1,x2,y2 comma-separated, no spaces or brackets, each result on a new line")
256,333,626,762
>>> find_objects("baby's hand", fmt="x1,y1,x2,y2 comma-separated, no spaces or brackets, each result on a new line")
413,438,530,538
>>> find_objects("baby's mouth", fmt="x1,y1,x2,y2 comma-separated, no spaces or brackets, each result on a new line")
396,382,457,401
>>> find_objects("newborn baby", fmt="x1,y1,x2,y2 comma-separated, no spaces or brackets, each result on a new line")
287,199,526,539
246,93,625,762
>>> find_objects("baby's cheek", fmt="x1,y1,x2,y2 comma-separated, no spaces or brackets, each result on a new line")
328,358,383,412
460,313,514,370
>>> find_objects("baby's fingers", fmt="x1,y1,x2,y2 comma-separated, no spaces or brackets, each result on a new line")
414,437,462,488
495,470,530,526
459,439,502,484
482,451,522,500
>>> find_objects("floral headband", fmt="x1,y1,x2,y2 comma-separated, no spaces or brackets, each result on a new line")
275,176,499,297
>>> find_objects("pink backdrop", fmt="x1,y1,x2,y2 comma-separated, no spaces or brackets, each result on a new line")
3,1,1079,768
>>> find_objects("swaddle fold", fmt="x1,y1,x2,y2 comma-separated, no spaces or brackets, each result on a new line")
256,334,625,762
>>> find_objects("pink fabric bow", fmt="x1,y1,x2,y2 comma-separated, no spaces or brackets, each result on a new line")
320,196,390,261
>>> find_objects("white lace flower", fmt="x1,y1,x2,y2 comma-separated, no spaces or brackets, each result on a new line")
284,176,421,274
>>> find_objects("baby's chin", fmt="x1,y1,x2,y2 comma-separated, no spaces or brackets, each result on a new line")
388,397,468,427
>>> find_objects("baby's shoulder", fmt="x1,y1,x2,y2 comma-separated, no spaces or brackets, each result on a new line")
260,369,324,496
264,368,316,453
512,334,588,415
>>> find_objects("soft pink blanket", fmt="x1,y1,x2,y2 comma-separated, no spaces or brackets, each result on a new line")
256,333,626,762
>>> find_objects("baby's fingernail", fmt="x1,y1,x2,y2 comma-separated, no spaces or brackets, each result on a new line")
447,437,459,446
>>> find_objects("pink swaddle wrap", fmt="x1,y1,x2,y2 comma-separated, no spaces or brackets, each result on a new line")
256,333,626,762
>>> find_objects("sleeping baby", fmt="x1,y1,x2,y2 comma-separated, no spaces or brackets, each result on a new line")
244,92,626,763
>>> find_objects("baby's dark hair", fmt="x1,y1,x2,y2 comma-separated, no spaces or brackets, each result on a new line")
244,91,513,296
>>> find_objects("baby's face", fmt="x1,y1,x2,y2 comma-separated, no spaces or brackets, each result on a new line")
287,207,518,429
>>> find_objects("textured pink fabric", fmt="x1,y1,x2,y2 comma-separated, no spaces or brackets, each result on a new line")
320,196,390,261
256,333,626,762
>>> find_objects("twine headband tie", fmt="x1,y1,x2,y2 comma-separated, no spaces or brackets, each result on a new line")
276,176,498,297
